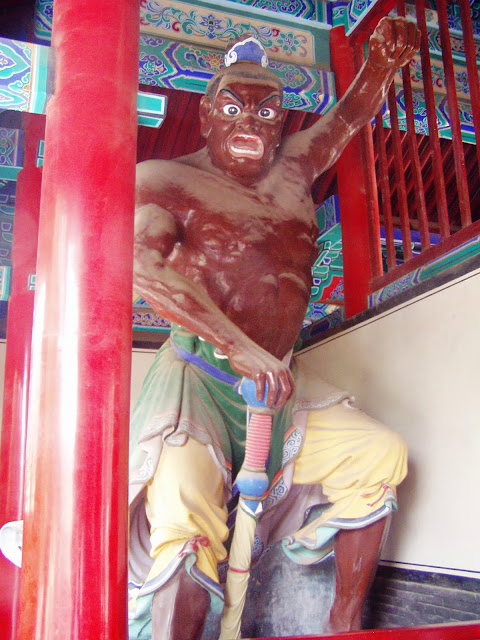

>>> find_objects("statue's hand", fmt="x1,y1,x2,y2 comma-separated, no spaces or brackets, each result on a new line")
368,16,420,71
228,342,295,409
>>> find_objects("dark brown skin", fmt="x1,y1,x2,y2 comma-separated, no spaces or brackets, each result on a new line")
326,518,389,633
134,17,420,408
135,17,420,636
151,567,210,640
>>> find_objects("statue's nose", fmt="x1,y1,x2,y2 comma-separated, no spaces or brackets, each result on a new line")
237,112,258,131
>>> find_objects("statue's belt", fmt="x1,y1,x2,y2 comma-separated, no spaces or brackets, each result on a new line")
170,338,241,388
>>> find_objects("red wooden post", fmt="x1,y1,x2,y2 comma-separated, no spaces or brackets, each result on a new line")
330,26,379,317
0,113,44,640
16,1,139,639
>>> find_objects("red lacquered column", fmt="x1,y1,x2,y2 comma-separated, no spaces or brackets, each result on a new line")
17,1,139,639
330,26,377,318
0,113,44,640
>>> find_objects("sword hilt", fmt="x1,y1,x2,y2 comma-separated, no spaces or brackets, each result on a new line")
236,378,274,505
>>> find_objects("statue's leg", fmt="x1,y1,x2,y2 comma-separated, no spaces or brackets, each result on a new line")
326,517,388,632
145,438,229,640
290,401,408,632
151,565,210,640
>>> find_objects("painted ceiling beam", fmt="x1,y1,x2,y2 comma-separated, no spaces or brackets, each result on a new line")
137,33,336,113
34,0,480,66
33,0,480,72
2,29,473,141
31,0,337,115
138,0,332,68
0,37,168,128
0,128,24,181
34,0,333,68
0,35,336,120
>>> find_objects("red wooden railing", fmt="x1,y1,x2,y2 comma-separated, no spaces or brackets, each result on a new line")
341,0,480,299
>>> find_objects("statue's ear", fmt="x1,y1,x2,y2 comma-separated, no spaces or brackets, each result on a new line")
199,96,213,138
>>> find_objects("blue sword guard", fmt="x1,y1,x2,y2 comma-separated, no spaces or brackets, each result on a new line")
239,377,277,409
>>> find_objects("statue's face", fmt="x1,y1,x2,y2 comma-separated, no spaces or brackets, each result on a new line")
200,70,283,183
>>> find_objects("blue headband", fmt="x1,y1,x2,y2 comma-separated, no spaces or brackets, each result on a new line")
224,36,269,68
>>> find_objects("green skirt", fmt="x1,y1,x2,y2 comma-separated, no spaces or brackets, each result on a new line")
129,324,295,492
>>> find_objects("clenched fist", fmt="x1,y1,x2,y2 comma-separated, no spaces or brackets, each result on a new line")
368,16,421,70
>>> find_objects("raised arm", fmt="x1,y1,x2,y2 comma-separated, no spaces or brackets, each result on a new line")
283,17,420,182
133,168,294,407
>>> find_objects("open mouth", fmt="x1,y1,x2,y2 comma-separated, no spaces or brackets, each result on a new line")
227,134,265,160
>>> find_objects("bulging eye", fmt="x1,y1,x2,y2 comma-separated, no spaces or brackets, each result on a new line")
223,104,241,116
259,107,276,119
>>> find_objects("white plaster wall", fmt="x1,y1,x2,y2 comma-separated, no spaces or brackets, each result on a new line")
297,267,480,577
131,347,156,410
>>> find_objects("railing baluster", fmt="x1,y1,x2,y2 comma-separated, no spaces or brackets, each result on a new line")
397,0,430,250
436,0,472,228
375,112,396,270
414,0,450,239
387,83,413,260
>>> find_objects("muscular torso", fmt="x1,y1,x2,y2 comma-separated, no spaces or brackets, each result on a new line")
136,150,319,359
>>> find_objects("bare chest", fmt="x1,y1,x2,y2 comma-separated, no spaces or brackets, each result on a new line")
160,167,317,263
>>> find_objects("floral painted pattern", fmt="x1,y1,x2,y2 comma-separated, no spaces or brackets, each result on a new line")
276,31,302,53
198,14,223,39
141,1,276,48
230,0,316,20
140,54,167,79
140,0,315,63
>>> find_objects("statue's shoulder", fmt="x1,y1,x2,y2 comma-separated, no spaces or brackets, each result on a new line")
136,158,182,188
136,151,208,189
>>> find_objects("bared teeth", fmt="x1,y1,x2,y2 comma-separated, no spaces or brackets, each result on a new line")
228,134,265,159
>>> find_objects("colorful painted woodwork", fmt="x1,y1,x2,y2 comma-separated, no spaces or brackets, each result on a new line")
138,33,335,113
139,0,331,67
0,128,24,181
0,37,169,127
2,1,479,137
0,39,49,114
35,0,332,66
307,196,345,324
